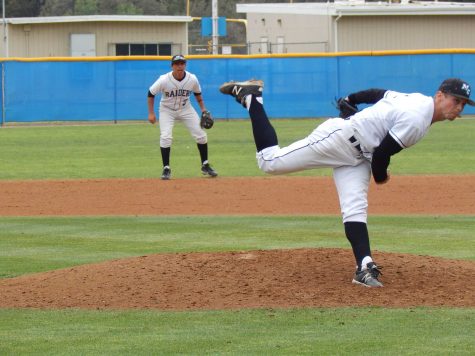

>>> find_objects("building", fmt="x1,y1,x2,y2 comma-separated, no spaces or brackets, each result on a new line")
236,1,475,53
0,15,192,57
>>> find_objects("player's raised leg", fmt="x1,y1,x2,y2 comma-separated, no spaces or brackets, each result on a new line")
220,79,335,175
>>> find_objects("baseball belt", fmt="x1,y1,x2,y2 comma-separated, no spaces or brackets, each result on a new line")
349,136,363,155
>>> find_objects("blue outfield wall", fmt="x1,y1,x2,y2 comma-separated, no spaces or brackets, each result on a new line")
2,51,475,123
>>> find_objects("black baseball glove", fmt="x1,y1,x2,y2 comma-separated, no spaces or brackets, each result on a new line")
336,98,358,119
200,110,214,129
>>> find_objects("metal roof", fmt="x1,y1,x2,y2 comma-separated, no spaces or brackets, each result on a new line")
6,15,193,25
236,1,475,16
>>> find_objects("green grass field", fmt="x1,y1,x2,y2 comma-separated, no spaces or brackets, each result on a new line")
0,119,474,354
1,117,474,179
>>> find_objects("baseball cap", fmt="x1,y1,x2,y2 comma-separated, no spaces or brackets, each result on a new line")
438,78,475,106
171,54,186,64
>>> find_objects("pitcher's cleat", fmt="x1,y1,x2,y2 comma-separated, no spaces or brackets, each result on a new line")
352,262,383,287
219,79,264,107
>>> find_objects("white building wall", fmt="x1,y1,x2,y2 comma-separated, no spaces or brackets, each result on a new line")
1,20,188,57
246,13,330,53
338,15,475,51
238,4,475,53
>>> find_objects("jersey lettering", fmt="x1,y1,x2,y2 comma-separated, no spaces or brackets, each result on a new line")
149,71,201,110
165,89,192,98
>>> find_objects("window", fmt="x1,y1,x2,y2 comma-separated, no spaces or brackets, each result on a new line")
116,43,129,56
158,44,172,56
115,43,172,56
130,44,145,55
145,44,157,55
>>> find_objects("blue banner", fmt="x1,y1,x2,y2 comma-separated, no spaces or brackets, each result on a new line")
201,17,227,37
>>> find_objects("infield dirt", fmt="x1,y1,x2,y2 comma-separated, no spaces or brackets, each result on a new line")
0,175,474,310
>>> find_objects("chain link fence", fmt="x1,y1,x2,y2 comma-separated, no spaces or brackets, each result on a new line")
189,41,329,55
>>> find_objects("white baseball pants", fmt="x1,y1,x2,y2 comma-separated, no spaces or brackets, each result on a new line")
158,105,207,147
256,118,371,223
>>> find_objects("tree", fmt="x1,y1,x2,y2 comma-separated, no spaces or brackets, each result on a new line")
40,0,75,16
2,0,43,17
74,0,98,15
116,2,143,15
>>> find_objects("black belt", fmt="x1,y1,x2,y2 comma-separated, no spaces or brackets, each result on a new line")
349,136,363,154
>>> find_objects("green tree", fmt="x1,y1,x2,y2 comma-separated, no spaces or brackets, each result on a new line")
2,0,43,17
130,0,168,15
74,0,98,15
116,2,143,15
40,0,75,16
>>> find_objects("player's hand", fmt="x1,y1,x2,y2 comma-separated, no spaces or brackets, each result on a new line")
336,97,358,119
148,113,156,124
376,170,390,185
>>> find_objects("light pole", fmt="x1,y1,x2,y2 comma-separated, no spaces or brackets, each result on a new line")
212,0,218,54
2,0,5,126
2,0,6,57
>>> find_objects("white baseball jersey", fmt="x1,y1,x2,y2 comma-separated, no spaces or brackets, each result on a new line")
350,90,434,152
149,71,202,111
149,71,207,148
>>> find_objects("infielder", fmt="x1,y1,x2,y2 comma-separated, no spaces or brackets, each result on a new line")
220,77,474,287
148,54,217,180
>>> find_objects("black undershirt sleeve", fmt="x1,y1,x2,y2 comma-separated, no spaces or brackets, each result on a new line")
147,90,155,97
348,89,387,106
371,133,403,183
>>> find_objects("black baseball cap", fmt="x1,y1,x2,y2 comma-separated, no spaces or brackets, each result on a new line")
171,54,186,64
438,78,475,106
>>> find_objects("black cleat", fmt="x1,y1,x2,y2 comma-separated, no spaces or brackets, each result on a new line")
219,79,264,107
352,262,383,287
161,166,171,180
201,163,218,177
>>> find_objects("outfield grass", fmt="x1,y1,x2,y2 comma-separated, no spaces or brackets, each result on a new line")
0,118,474,179
0,119,474,354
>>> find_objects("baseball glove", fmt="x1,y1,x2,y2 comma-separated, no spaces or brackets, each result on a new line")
336,98,358,119
200,110,214,129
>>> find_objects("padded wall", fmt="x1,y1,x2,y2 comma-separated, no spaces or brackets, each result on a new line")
2,53,474,123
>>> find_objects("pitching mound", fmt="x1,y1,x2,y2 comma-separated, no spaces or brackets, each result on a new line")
0,248,473,310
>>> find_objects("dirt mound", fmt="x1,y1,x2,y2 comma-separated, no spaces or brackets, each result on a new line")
0,248,473,310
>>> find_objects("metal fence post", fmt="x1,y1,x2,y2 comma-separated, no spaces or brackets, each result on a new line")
1,61,5,126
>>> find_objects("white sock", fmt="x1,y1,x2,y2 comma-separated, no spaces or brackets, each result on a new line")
244,95,252,109
361,256,373,270
245,94,264,110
